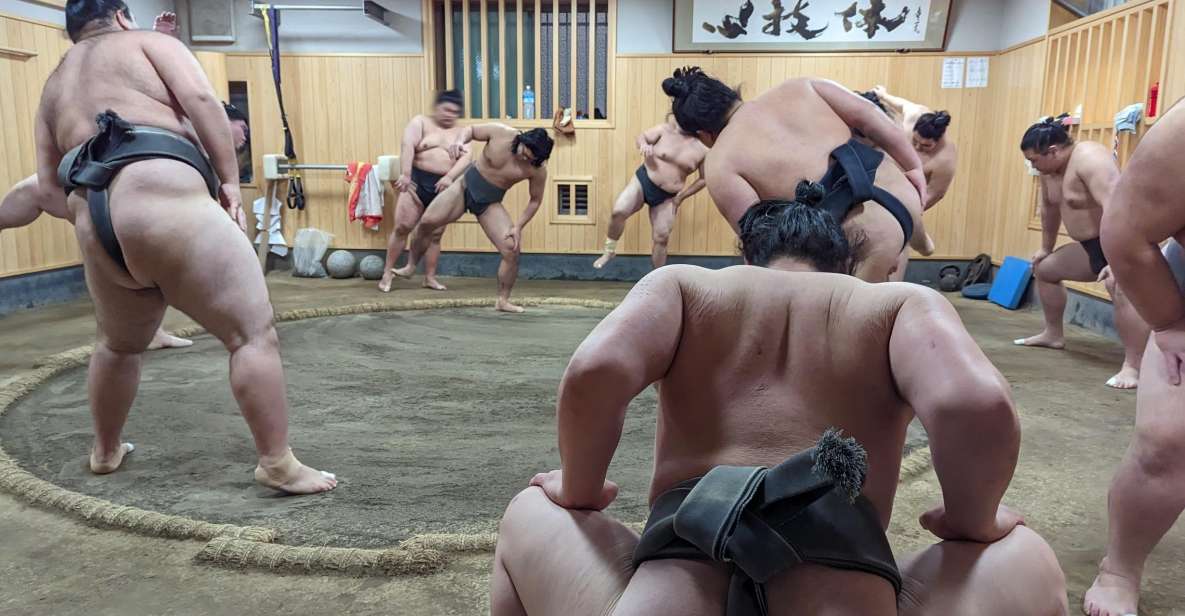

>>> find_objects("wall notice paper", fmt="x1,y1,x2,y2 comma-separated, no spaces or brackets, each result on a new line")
941,57,965,89
966,56,990,88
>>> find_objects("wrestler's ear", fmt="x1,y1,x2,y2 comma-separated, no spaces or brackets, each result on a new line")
115,9,138,31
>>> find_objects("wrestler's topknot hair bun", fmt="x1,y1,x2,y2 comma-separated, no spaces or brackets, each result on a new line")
737,186,856,274
665,66,741,136
794,180,826,207
915,110,952,140
1020,115,1072,152
661,67,698,98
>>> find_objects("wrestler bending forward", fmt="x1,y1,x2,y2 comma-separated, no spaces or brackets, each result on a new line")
492,183,1067,615
22,0,334,493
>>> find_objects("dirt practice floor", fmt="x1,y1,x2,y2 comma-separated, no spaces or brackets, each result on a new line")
0,275,1183,615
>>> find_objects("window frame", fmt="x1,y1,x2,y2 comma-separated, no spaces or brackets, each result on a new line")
549,176,597,225
421,0,616,130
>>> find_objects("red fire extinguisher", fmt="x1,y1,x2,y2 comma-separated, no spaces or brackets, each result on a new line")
1149,82,1160,117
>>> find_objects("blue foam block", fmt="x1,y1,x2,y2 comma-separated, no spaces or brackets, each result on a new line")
988,256,1033,310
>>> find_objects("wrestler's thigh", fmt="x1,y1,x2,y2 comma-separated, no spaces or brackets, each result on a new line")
110,182,275,347
498,487,638,616
847,205,906,282
648,201,677,238
1038,242,1096,283
420,180,466,228
764,563,897,616
613,559,729,616
75,218,167,351
614,178,645,215
897,526,1067,616
394,190,426,229
873,157,923,219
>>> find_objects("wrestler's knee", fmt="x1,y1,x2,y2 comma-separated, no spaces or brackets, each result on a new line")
498,487,558,550
97,335,149,356
652,228,671,246
1033,260,1062,284
394,222,416,236
499,243,521,262
1003,526,1068,615
226,318,280,355
1131,422,1185,479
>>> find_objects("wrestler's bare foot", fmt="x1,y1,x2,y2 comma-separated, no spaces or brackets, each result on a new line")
1084,559,1140,616
393,264,415,279
1013,331,1066,349
378,273,395,293
90,442,135,474
254,449,338,494
147,330,193,350
495,298,525,313
1105,364,1140,390
593,251,616,269
423,277,448,291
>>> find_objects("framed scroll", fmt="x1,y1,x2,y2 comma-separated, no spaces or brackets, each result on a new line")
674,0,952,53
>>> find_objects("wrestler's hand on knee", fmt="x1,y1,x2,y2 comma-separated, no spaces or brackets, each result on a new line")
219,183,246,232
1153,323,1185,386
919,503,1025,544
529,470,619,511
435,176,454,193
1031,248,1051,268
505,226,521,252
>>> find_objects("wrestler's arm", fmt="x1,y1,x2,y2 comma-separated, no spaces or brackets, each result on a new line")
812,79,927,205
1081,146,1120,213
706,165,760,234
890,288,1021,542
469,122,516,143
141,34,238,188
1102,116,1185,331
397,116,424,186
673,164,707,208
637,124,663,151
0,175,46,233
442,152,472,182
516,166,548,230
873,87,929,130
1037,178,1062,255
452,123,511,158
554,267,685,509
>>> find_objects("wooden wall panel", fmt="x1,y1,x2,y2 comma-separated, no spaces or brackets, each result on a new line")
194,51,229,101
0,13,79,279
9,0,1185,290
226,53,432,253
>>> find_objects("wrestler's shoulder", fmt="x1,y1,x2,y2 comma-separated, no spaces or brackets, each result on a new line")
851,279,946,313
1073,140,1111,161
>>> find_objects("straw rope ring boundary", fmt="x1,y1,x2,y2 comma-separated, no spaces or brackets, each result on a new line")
0,296,933,575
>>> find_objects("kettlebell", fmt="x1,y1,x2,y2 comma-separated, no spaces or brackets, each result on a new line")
938,265,962,292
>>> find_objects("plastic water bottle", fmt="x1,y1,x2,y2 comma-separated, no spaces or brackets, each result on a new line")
523,86,535,120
